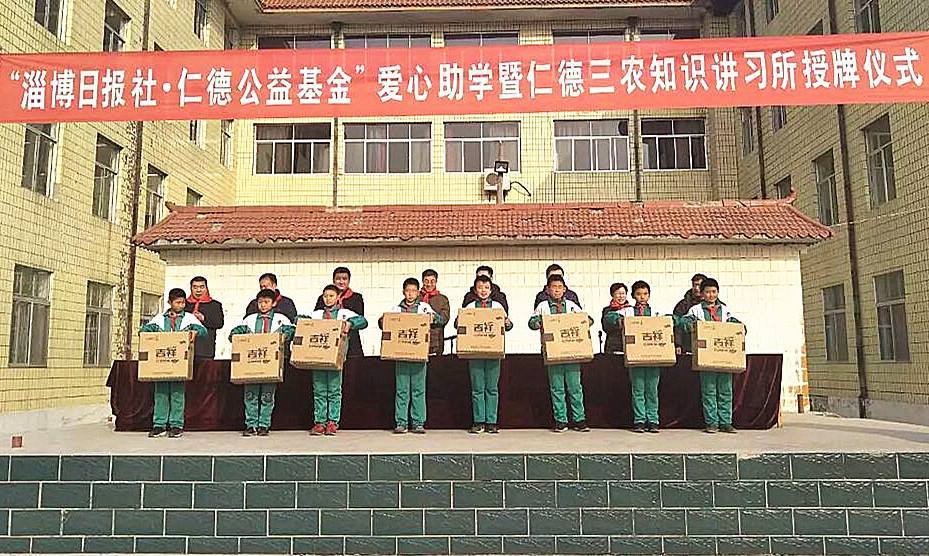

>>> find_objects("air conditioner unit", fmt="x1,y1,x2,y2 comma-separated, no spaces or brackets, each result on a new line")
482,169,511,192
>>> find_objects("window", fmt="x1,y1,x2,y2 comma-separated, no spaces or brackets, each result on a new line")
84,282,112,367
875,271,909,361
822,285,849,362
345,34,430,49
186,188,202,206
740,108,754,157
345,123,431,174
814,150,839,226
554,119,629,172
144,166,165,230
220,119,233,167
93,135,120,219
641,119,707,170
638,29,700,41
189,120,203,146
856,0,881,33
864,115,895,206
808,20,824,35
34,0,62,36
102,0,129,52
140,293,162,329
254,123,330,175
22,123,56,196
223,24,236,50
445,122,520,172
765,0,779,22
10,265,51,367
193,0,207,39
772,105,788,132
552,30,625,44
774,176,792,199
444,32,518,47
257,35,329,49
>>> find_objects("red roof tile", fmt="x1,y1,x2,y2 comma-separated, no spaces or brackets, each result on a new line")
134,201,831,249
260,0,691,10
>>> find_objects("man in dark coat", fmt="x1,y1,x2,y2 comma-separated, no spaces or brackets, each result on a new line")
421,269,450,355
462,265,509,313
245,273,298,322
314,266,365,357
185,276,224,359
534,263,581,308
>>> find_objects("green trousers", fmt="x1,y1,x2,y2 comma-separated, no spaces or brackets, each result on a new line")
395,362,427,427
468,359,501,425
153,381,185,428
244,383,277,429
312,369,342,424
629,367,661,425
547,364,586,423
700,371,733,427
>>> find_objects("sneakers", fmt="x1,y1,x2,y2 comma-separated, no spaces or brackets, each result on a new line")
310,423,326,436
469,424,484,434
646,422,660,433
148,426,167,438
553,422,569,433
486,424,499,434
393,425,408,434
704,425,719,434
410,424,426,434
573,421,590,432
167,427,183,438
256,427,269,437
242,427,257,437
720,424,738,434
325,421,338,436
632,422,646,433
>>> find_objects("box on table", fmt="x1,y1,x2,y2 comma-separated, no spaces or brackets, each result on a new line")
230,332,285,384
540,312,594,365
623,316,677,367
380,313,432,363
291,319,349,371
456,307,506,359
693,320,747,373
138,331,195,382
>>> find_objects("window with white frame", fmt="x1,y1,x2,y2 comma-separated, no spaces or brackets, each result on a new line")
822,284,849,362
140,293,162,329
34,0,63,37
765,0,779,22
875,270,909,361
193,0,207,39
102,0,129,52
554,119,629,172
772,105,788,132
444,32,518,47
814,150,839,226
257,35,329,49
552,30,625,44
638,28,700,41
189,120,203,147
774,176,792,199
93,135,120,219
641,119,707,170
864,115,895,206
445,122,520,172
22,123,56,196
186,188,202,206
10,265,51,367
84,282,112,367
345,34,430,49
344,123,431,174
254,123,331,175
220,119,233,167
856,0,881,33
740,108,754,157
144,166,165,230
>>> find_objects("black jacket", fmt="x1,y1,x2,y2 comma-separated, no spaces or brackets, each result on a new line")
601,304,625,354
245,293,298,323
462,283,509,313
535,287,581,308
184,299,224,358
315,291,365,357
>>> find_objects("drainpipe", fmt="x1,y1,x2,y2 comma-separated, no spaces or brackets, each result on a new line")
628,20,642,201
331,22,342,207
745,0,768,198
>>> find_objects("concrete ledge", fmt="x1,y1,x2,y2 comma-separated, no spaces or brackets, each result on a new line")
0,404,110,437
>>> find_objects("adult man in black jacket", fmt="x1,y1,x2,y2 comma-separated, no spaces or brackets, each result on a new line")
185,276,224,359
461,265,509,313
534,264,581,308
244,273,298,322
314,266,366,357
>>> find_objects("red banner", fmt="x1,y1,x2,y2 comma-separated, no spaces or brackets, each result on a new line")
1,32,927,123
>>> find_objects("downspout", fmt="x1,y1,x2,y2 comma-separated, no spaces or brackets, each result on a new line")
628,20,642,201
331,22,342,207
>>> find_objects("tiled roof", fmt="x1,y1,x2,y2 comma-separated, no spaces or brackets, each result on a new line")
134,200,832,249
260,0,692,10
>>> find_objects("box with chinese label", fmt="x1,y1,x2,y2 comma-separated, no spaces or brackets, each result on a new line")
291,319,349,371
623,316,677,367
230,332,285,384
693,321,747,373
137,331,195,382
380,313,432,363
540,312,593,365
456,308,506,359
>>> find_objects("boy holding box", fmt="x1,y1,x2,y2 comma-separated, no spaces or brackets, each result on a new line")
140,288,208,438
229,289,295,437
529,274,590,433
302,285,368,436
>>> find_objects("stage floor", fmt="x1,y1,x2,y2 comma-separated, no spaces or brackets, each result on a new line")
3,413,928,455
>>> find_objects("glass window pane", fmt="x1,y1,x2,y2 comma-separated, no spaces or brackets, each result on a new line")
344,142,364,173
445,122,480,138
445,141,462,172
295,123,330,139
591,120,621,136
892,304,910,360
388,142,410,173
445,33,481,47
344,124,365,140
484,122,518,137
344,36,367,49
366,142,387,173
255,143,273,174
257,36,289,49
313,143,330,173
595,138,612,170
366,35,388,48
675,119,705,134
588,31,626,43
642,120,672,135
411,142,430,173
658,137,677,169
410,123,430,139
643,138,658,169
482,33,518,45
501,141,519,171
552,32,587,45
554,120,589,137
573,139,592,171
9,301,28,364
556,139,572,171
409,34,431,47
463,142,482,172
256,124,291,140
30,303,49,366
293,35,329,49
482,142,497,170
273,143,293,174
691,137,707,169
366,124,387,140
294,143,312,173
388,124,410,139
613,138,630,171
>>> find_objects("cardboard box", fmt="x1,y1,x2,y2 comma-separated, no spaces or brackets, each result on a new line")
693,321,747,373
380,313,432,363
623,316,677,367
456,308,506,359
540,312,593,365
137,332,195,382
291,319,349,371
230,332,285,384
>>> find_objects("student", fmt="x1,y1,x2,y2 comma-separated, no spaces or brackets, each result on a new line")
140,288,207,438
534,264,582,307
686,278,744,434
462,265,509,312
315,267,366,357
245,273,298,323
600,282,630,354
461,274,513,434
230,289,295,437
380,277,445,434
421,269,450,356
301,285,368,436
529,274,590,433
185,276,224,359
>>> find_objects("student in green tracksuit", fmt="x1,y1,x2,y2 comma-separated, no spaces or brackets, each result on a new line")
229,289,295,437
140,288,208,438
529,274,591,433
685,278,745,434
380,277,445,434
301,285,368,437
461,274,513,434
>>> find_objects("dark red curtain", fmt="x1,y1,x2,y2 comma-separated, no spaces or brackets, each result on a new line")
107,354,782,432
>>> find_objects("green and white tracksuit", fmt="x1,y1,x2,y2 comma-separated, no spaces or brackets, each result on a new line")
229,311,295,430
383,300,445,428
529,298,588,424
686,302,745,428
462,299,513,426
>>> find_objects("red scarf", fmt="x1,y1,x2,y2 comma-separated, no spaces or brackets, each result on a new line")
610,299,630,310
635,304,648,316
168,312,179,331
551,299,565,314
708,304,721,322
478,298,490,308
420,288,441,303
260,313,271,332
323,306,335,319
337,288,353,307
187,291,212,313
